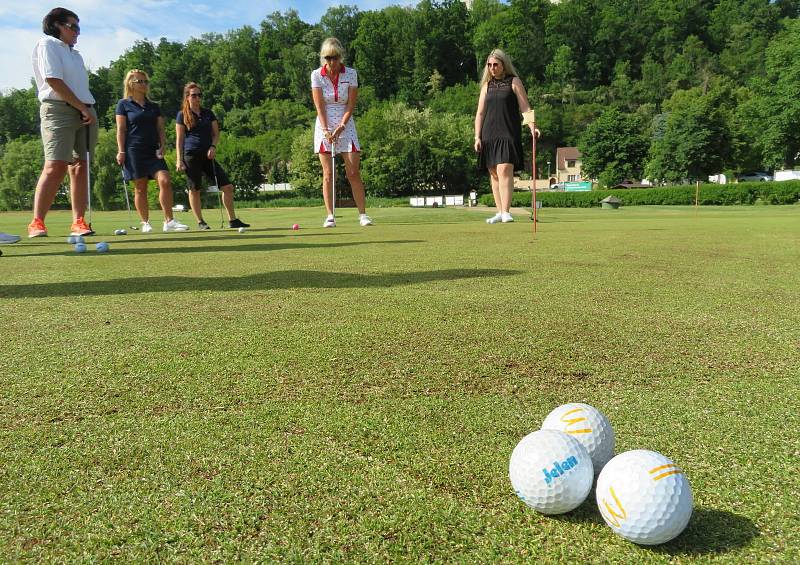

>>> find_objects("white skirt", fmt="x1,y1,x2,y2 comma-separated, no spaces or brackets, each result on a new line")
313,106,360,154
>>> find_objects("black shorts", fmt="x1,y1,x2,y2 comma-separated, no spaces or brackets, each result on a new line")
183,152,231,191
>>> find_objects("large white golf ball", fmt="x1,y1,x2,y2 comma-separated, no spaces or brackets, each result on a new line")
238,227,246,233
596,450,693,545
541,403,615,476
509,429,594,515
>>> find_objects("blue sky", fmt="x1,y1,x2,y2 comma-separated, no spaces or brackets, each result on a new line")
1,0,413,92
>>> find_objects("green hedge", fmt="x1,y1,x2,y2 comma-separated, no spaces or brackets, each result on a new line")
478,181,800,208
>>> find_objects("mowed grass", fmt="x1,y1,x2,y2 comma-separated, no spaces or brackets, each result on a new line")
0,204,798,562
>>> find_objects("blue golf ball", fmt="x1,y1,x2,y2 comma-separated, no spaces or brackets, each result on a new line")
74,242,87,253
67,235,78,244
95,242,109,253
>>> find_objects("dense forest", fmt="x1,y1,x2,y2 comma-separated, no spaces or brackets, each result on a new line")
1,0,799,210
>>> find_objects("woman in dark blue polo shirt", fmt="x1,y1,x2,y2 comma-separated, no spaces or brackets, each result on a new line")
175,82,249,230
115,69,188,233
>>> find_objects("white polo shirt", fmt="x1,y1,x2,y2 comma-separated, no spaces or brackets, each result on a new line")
32,35,95,104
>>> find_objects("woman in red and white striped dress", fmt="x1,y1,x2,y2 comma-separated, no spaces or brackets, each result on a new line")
311,37,372,228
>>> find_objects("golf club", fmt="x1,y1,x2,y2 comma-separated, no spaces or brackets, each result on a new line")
331,136,336,219
211,158,224,228
85,125,94,233
120,169,139,230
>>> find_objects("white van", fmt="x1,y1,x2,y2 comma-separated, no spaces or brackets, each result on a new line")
774,170,800,182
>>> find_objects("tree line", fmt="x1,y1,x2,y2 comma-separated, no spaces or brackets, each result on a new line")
1,0,799,210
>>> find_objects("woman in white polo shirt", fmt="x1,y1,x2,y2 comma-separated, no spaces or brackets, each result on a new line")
28,7,98,238
311,37,372,228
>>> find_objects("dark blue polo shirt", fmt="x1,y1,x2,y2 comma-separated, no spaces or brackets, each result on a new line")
176,108,217,154
115,98,162,151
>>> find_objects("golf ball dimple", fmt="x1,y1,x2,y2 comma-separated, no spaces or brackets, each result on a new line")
238,227,246,233
596,449,693,545
509,429,594,515
541,403,615,476
74,242,87,253
95,242,109,253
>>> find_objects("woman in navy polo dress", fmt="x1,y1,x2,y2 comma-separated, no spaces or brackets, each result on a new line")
115,69,187,233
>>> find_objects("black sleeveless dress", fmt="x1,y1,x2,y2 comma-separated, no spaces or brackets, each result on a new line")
478,76,524,171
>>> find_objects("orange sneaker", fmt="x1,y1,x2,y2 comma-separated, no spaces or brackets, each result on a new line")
70,217,95,236
28,218,48,238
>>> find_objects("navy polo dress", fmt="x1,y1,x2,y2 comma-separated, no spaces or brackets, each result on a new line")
115,97,168,181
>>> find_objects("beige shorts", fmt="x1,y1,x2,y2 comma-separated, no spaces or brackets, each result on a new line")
40,100,98,162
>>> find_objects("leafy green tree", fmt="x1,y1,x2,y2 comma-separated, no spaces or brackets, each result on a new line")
579,107,648,187
91,129,123,210
473,0,550,83
209,27,262,110
353,7,417,100
646,84,735,183
289,127,319,197
0,137,42,210
219,144,263,199
738,18,800,169
0,87,39,145
319,5,362,55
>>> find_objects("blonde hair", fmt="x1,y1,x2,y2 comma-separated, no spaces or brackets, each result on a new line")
479,49,519,87
319,37,345,66
123,69,151,99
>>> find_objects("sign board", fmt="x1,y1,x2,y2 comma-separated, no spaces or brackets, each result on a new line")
564,181,592,192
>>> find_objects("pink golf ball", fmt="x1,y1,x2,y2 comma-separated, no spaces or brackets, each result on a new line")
292,223,300,230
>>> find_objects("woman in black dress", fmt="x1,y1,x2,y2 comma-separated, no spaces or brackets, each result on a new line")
474,49,538,224
115,69,188,233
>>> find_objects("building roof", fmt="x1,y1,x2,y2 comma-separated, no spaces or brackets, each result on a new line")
556,147,581,170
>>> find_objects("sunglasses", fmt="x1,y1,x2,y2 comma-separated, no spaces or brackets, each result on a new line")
487,62,502,68
131,79,149,84
62,22,80,32
324,55,339,61
189,93,202,98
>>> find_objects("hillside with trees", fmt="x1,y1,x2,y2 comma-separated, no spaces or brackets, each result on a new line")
1,0,799,210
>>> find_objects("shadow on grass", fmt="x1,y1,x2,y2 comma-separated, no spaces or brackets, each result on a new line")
0,268,521,298
15,238,423,258
556,498,758,556
655,507,759,556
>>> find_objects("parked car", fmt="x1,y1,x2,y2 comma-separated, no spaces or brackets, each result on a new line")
737,172,773,182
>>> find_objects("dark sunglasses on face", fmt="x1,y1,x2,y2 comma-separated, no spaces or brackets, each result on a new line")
487,62,501,68
62,22,80,32
131,79,149,84
189,93,202,98
324,55,339,61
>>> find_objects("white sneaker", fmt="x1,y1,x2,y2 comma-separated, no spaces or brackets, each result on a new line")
163,219,189,232
0,232,21,244
501,212,514,223
323,216,336,228
359,214,373,226
486,213,502,224
141,221,153,233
